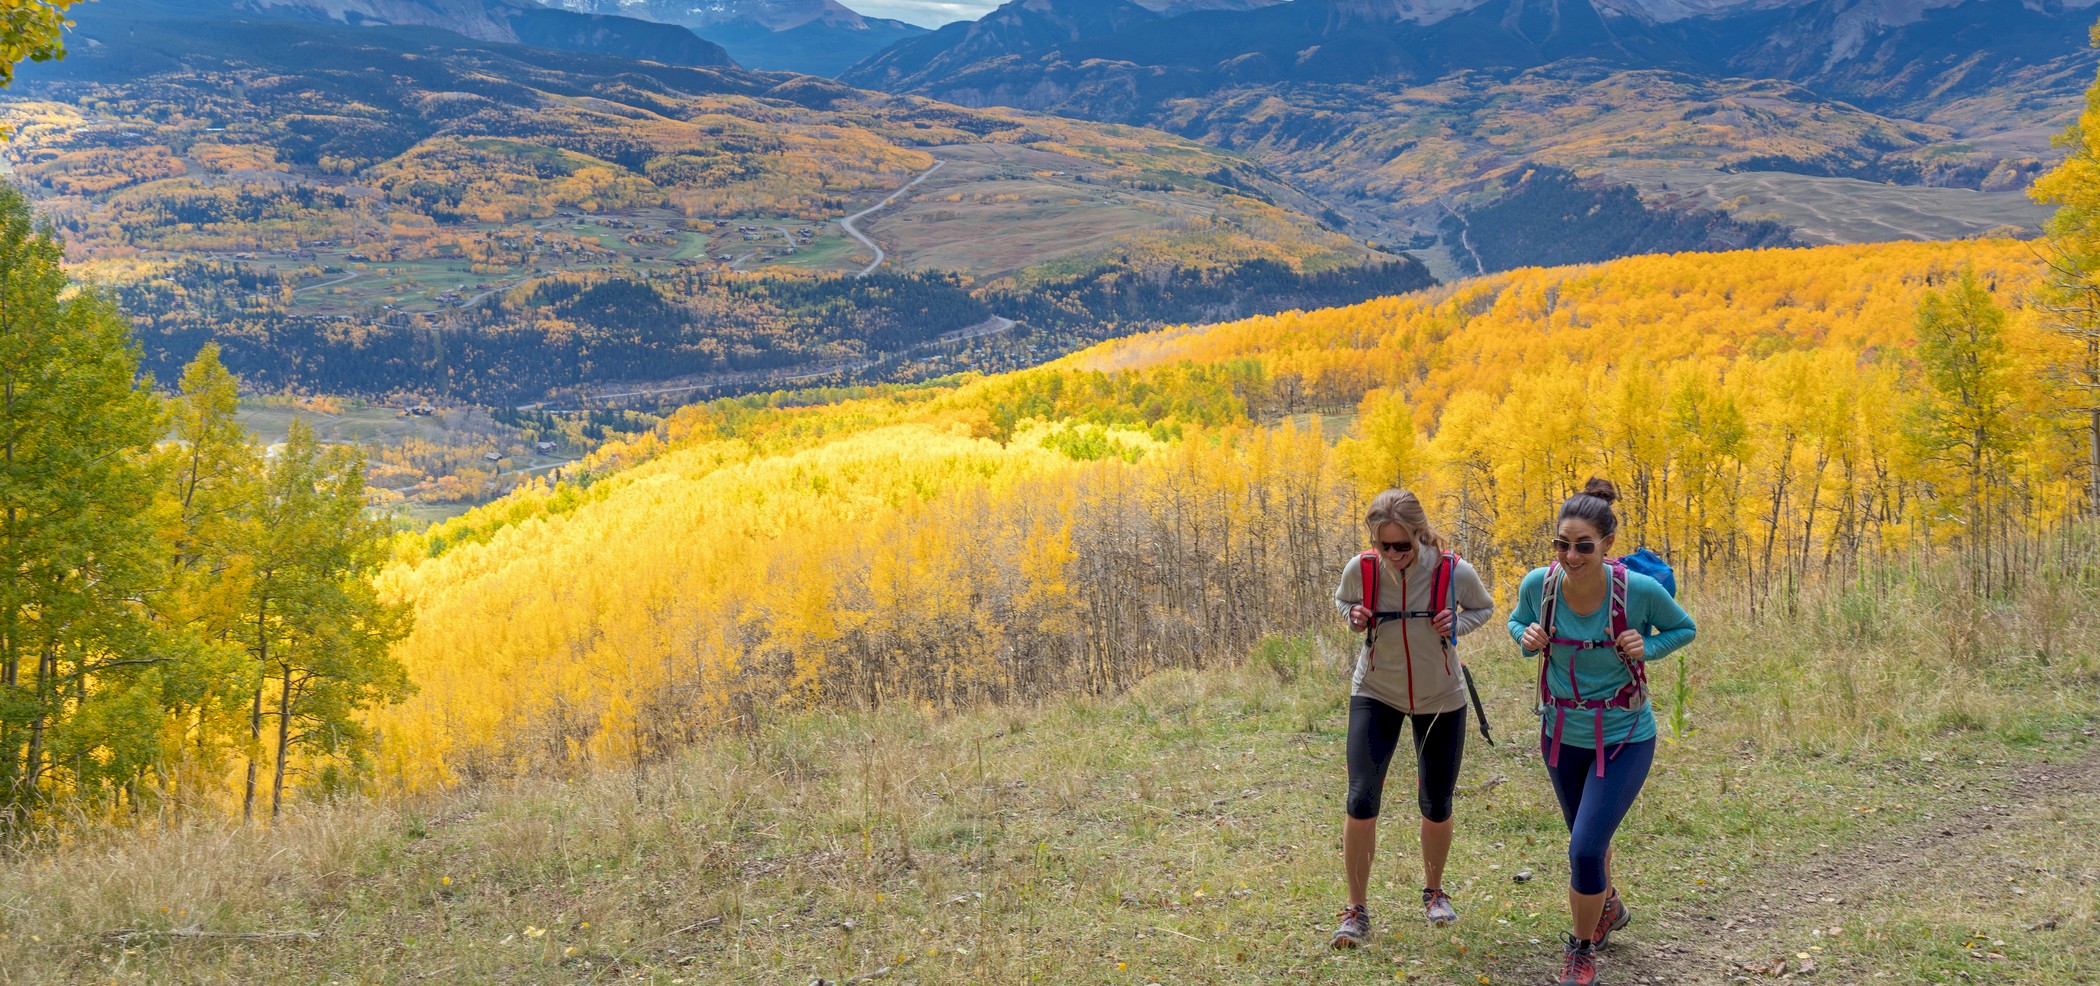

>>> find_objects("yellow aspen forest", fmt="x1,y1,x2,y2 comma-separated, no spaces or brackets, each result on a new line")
364,237,2076,792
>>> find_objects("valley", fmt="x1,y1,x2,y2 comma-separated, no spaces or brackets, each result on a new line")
1,3,2098,982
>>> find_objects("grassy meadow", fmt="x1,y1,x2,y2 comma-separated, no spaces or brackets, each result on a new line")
1,547,2093,985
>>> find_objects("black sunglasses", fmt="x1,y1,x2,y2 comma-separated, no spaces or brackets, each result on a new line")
1377,540,1414,553
1550,538,1598,555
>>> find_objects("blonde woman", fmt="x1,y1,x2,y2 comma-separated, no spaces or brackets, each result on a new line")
1328,489,1496,948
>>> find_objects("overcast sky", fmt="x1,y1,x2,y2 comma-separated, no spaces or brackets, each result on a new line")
850,0,1001,28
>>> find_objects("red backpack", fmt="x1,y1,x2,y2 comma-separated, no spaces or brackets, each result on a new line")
1358,550,1493,744
1535,558,1650,777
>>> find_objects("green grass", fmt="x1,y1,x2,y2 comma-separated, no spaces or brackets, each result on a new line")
0,566,2094,984
769,234,863,271
667,232,714,262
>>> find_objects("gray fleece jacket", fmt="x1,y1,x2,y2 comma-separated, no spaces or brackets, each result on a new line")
1333,552,1497,714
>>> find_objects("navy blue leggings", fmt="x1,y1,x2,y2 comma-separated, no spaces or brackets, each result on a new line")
1541,733,1655,895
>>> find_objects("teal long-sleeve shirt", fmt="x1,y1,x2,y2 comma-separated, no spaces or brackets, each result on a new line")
1505,565,1697,749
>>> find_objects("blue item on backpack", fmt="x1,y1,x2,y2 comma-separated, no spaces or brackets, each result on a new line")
1618,547,1676,598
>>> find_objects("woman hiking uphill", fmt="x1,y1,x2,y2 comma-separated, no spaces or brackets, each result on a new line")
1328,489,1496,949
1509,478,1697,986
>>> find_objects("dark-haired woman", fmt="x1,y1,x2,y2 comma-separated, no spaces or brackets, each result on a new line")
1508,478,1696,986
1328,489,1496,948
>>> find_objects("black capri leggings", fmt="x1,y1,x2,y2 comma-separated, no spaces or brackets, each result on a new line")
1346,695,1466,822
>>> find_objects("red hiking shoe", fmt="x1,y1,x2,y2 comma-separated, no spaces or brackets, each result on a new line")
1593,889,1630,947
1557,933,1597,986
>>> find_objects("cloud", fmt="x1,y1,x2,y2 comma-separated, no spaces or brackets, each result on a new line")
850,0,1001,28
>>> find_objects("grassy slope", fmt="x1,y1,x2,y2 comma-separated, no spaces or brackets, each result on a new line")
1,565,2093,984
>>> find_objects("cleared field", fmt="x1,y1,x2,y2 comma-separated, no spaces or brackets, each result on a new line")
860,143,1375,280
233,402,469,448
232,401,583,528
1611,167,2054,245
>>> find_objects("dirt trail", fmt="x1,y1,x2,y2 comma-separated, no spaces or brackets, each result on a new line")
842,159,946,278
1599,740,2100,985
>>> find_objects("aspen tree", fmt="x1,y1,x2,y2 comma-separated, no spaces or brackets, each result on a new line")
241,421,412,819
2030,21,2100,515
155,345,262,806
0,186,166,821
1904,268,2022,569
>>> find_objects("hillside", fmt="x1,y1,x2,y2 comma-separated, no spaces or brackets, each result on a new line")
4,210,2097,982
362,237,2069,789
841,0,2088,271
0,1,1410,404
0,610,2092,984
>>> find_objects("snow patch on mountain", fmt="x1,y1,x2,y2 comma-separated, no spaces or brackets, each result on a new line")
551,0,878,31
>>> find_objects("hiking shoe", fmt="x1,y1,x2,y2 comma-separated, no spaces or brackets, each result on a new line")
1592,889,1630,948
1330,904,1370,948
1424,887,1458,927
1557,933,1597,986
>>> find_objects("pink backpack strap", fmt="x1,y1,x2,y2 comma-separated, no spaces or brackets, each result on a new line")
1537,563,1566,770
1600,559,1648,774
1540,560,1652,777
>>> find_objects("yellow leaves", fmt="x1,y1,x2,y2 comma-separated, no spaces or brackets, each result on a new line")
368,237,2075,793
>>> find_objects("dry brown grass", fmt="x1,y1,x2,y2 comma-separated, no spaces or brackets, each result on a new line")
1,545,2094,984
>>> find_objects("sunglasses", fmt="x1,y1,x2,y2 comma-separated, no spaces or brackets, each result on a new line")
1550,538,1599,555
1377,540,1415,553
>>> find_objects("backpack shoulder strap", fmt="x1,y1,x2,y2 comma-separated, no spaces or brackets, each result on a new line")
1607,558,1631,641
1538,562,1562,644
1434,551,1458,646
1359,550,1380,612
1432,552,1455,611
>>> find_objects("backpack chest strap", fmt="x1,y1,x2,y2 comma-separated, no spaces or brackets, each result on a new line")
1371,610,1442,623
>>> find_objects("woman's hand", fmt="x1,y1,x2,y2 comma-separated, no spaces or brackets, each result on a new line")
1349,604,1371,632
1615,629,1646,662
1432,609,1455,636
1520,622,1548,652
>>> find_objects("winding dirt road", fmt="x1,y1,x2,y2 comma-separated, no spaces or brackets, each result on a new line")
841,159,946,278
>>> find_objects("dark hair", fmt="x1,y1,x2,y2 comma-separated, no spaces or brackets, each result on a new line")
1558,477,1619,539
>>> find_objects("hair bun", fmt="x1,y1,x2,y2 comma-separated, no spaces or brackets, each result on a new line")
1581,477,1619,505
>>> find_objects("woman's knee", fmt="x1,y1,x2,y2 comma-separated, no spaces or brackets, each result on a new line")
1417,788,1452,823
1347,780,1383,820
1568,844,1609,895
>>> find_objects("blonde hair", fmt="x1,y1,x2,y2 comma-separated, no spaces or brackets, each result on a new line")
1364,488,1444,552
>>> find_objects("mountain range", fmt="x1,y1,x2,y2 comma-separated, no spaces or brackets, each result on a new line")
836,0,2086,272
542,0,928,75
842,0,2100,118
228,0,739,65
8,0,2084,290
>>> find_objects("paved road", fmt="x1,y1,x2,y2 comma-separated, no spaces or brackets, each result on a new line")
841,159,946,278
